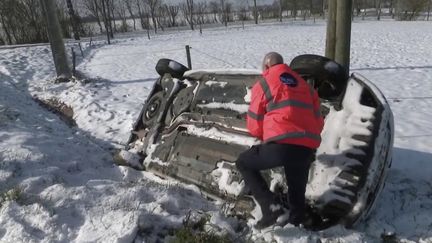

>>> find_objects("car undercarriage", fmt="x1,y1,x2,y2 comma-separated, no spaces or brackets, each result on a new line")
120,54,394,230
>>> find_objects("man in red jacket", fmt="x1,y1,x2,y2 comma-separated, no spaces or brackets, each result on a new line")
236,52,324,229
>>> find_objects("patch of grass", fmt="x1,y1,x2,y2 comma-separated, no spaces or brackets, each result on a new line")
169,211,233,243
0,187,22,207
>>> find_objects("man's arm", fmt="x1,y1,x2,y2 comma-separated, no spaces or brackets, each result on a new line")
247,82,266,140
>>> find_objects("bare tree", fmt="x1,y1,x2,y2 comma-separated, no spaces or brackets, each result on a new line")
125,0,137,30
40,0,71,79
220,0,227,26
107,0,117,33
279,0,283,22
156,5,167,31
396,0,429,20
136,0,150,39
222,1,233,26
83,0,104,34
253,0,258,24
353,0,363,16
116,0,129,32
209,1,219,23
376,0,382,20
181,0,194,30
291,0,298,20
0,0,48,44
100,0,112,42
238,2,249,24
65,0,81,40
428,0,431,20
389,0,395,18
148,0,159,33
0,0,16,44
195,2,207,33
166,5,179,27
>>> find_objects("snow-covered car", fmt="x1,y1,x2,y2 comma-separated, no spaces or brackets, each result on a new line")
122,55,394,230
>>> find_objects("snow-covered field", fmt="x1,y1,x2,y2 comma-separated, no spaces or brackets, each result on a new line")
1,20,431,242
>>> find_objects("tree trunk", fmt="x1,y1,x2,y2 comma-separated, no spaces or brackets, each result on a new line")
93,0,104,33
253,0,258,24
40,0,71,79
101,0,111,44
279,0,283,22
335,0,352,74
189,0,194,30
126,2,137,31
66,0,81,40
376,0,382,20
109,0,117,34
103,0,114,37
325,0,337,60
389,0,394,18
0,14,13,44
428,0,431,21
151,12,157,33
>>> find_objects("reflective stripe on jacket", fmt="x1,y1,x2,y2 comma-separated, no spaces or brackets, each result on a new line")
247,64,324,149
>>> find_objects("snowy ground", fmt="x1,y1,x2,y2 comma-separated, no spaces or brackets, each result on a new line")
1,20,432,242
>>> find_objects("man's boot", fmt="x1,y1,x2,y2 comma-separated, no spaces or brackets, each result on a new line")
254,204,285,230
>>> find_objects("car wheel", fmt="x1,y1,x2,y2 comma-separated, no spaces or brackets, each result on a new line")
290,54,348,101
142,91,166,127
155,59,189,79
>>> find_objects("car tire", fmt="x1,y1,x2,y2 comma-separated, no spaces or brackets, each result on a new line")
290,54,348,101
142,91,166,127
155,59,189,79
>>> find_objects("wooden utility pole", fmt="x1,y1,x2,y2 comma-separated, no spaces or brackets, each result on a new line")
334,0,352,73
325,0,337,60
40,0,72,80
325,0,352,74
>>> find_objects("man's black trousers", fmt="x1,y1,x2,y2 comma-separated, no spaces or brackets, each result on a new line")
236,142,314,224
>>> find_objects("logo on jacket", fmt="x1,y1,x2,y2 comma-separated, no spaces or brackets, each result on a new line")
280,73,298,87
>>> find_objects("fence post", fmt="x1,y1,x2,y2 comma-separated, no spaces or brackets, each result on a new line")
78,42,84,57
185,45,192,69
71,47,76,76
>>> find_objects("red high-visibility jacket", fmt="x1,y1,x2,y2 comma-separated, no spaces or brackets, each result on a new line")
247,64,324,149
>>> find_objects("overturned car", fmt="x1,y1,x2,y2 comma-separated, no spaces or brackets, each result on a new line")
121,55,394,230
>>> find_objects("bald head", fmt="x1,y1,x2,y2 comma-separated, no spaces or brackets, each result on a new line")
262,52,284,71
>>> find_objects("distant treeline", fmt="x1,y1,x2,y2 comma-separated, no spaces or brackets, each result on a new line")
0,0,430,45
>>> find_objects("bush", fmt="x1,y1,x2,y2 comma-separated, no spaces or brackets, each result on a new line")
0,188,22,207
169,211,233,243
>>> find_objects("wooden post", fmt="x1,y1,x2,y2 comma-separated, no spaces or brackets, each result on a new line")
40,0,71,80
71,47,76,76
325,0,337,60
334,0,352,74
78,42,84,57
186,45,192,69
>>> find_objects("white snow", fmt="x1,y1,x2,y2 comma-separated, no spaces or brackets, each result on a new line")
1,20,432,242
204,80,228,87
184,69,261,80
211,162,245,196
186,125,259,147
198,101,249,113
